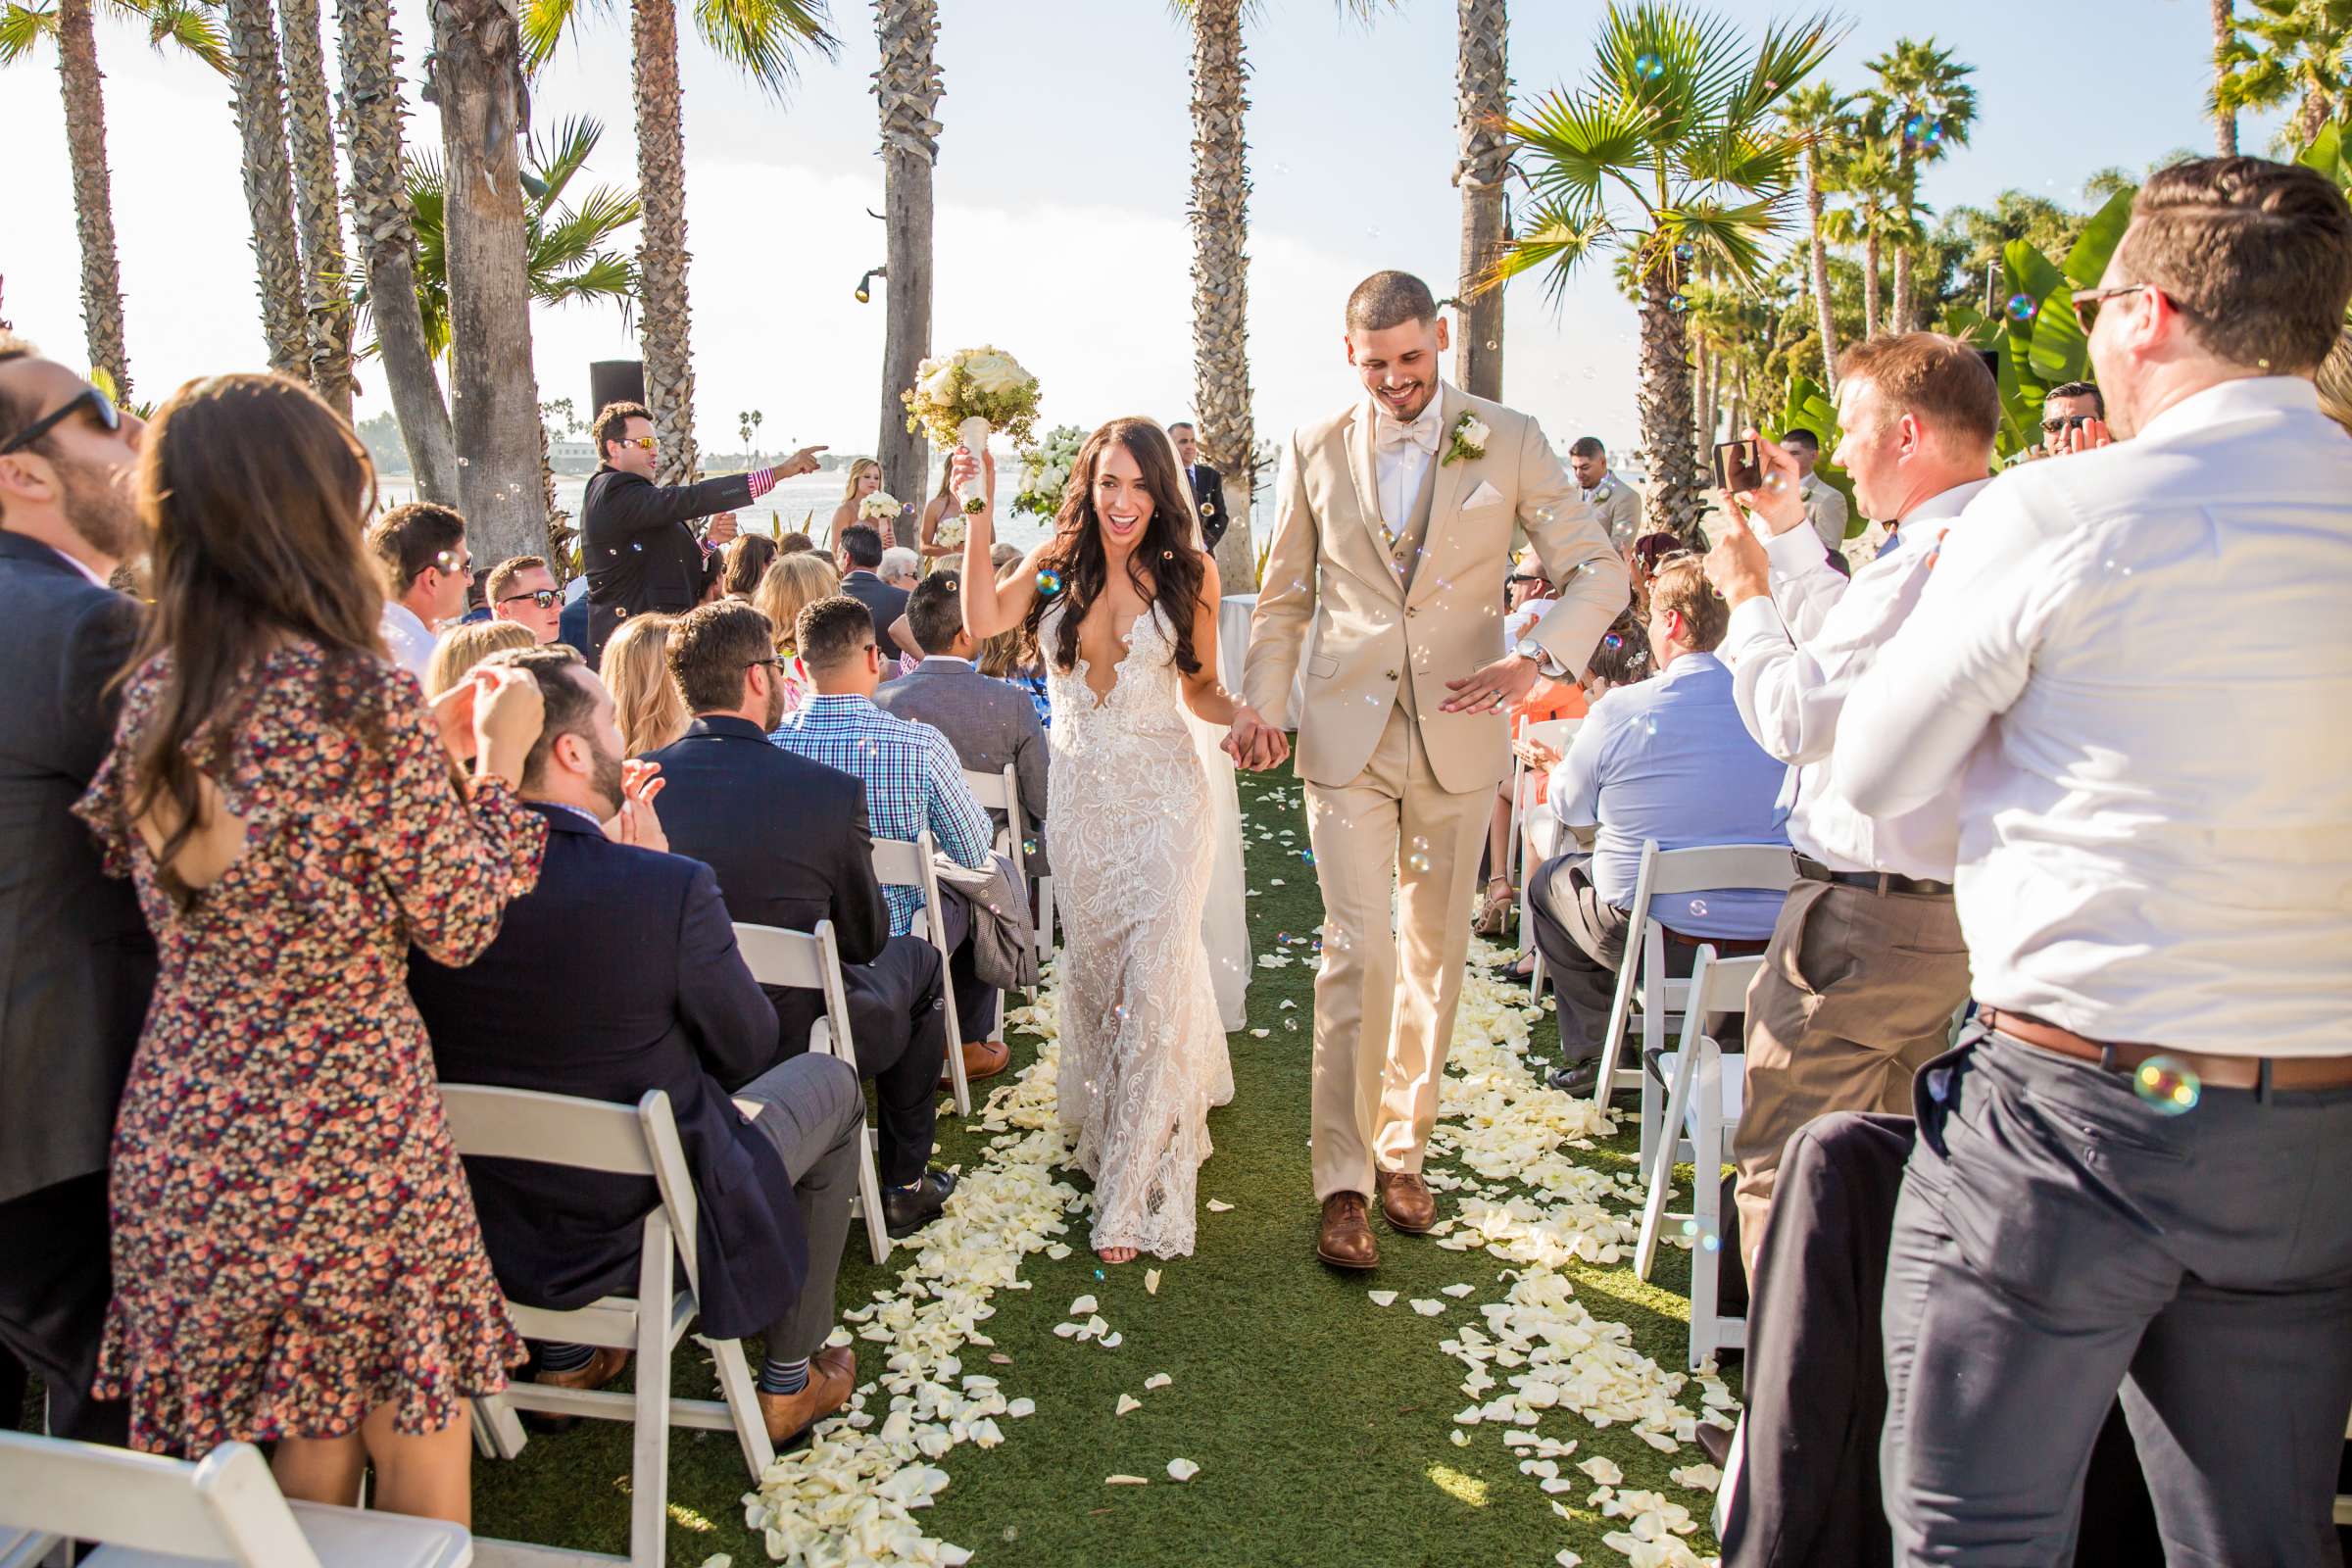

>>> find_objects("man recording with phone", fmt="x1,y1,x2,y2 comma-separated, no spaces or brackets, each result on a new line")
2034,380,2111,459
1698,332,1999,1281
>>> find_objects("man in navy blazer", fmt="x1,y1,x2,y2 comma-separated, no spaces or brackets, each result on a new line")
0,339,153,1444
643,601,956,1239
835,522,915,662
409,645,863,1446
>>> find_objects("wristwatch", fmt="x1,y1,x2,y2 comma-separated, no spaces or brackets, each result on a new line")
1512,636,1563,678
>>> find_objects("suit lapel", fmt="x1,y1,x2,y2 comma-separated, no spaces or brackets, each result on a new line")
1343,403,1399,592
1408,386,1473,609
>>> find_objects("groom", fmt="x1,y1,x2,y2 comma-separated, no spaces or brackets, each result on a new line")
1237,270,1629,1269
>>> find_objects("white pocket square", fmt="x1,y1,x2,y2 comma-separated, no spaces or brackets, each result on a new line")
1463,479,1504,511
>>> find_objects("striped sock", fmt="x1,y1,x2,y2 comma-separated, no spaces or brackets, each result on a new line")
759,1356,810,1397
537,1342,596,1375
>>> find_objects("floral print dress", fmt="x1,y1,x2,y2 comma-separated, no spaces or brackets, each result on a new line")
74,644,547,1455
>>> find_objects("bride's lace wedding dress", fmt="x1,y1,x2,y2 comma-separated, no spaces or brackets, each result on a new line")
1043,600,1236,1259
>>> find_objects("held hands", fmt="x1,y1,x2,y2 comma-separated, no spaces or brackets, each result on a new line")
470,665,545,787
603,760,668,853
1442,651,1542,714
1223,707,1290,772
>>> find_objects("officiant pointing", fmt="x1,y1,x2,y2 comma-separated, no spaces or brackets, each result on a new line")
1239,270,1628,1271
580,400,824,663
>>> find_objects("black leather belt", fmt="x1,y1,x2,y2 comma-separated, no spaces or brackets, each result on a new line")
1794,856,1953,898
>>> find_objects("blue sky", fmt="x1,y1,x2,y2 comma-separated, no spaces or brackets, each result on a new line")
4,0,2275,465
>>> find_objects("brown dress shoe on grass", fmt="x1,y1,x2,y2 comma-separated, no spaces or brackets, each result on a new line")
524,1346,630,1433
758,1345,857,1451
1317,1192,1380,1270
942,1039,1010,1089
1376,1170,1438,1234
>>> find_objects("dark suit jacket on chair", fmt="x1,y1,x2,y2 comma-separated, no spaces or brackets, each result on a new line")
840,570,914,662
875,658,1050,872
409,806,804,1341
1188,462,1230,555
581,465,752,662
0,533,154,1208
640,716,890,1053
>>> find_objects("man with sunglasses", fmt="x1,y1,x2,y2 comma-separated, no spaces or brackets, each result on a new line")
0,335,154,1445
581,400,826,665
2033,379,2110,460
1838,156,2352,1567
486,554,563,644
364,501,470,683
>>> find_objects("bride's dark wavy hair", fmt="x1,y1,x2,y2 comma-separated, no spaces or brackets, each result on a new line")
1021,416,1205,677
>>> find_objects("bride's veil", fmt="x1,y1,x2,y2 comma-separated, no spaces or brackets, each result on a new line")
1145,419,1254,1033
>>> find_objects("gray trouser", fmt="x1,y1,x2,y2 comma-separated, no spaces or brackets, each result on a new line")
1883,1025,2352,1566
736,1053,863,1360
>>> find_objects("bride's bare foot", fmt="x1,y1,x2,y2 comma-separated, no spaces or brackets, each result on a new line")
1098,1246,1139,1265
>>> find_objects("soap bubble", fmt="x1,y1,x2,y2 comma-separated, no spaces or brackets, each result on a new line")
1602,633,1623,650
1036,568,1062,596
2132,1055,2201,1116
1673,242,1694,262
1634,51,1665,79
2005,293,2039,323
1668,294,1689,314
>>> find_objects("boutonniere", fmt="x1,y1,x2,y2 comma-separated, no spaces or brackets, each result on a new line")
1443,413,1489,466
1592,481,1613,504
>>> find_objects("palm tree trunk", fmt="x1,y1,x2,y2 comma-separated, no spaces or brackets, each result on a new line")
427,0,548,563
633,0,698,484
873,0,941,514
277,0,353,419
2212,0,2237,155
1890,245,1912,335
1452,0,1508,401
1889,143,1915,334
222,0,309,377
1690,336,1710,454
1638,266,1702,544
1189,0,1256,584
1805,151,1838,389
1861,229,1882,340
53,0,132,402
336,0,460,501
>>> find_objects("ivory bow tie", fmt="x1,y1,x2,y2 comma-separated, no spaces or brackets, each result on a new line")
1375,411,1441,456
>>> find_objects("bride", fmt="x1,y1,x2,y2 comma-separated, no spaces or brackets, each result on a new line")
955,418,1283,1263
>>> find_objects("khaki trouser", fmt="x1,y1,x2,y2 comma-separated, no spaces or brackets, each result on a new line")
1732,877,1970,1279
1303,700,1492,1201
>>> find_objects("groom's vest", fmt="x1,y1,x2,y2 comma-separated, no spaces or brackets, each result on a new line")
1386,456,1443,719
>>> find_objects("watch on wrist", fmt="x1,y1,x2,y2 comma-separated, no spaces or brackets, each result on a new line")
1511,637,1560,678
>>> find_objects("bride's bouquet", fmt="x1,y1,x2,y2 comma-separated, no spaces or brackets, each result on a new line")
858,490,902,524
903,346,1043,514
1012,423,1087,519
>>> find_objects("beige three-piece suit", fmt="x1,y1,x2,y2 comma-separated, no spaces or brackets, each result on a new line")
1244,382,1630,1202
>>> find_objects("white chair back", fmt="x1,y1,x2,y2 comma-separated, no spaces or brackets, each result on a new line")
0,1433,367,1568
1504,715,1584,891
870,832,971,1114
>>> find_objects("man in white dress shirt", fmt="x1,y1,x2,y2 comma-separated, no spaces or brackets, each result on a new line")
1837,156,2352,1567
365,501,470,685
1701,333,1998,1278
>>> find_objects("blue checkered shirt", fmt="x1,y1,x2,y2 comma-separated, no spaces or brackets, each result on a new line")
771,693,995,934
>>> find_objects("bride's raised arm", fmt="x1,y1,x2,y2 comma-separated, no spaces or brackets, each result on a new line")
952,444,1045,639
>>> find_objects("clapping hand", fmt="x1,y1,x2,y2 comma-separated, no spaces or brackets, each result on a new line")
2059,416,2113,456
604,759,668,853
1513,735,1562,770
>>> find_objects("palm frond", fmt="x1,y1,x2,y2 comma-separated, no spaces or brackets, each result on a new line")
136,0,228,70
1587,1,1749,153
1509,90,1656,208
1476,200,1617,308
537,251,639,316
1661,196,1797,285
0,1,59,65
523,115,603,206
1723,11,1846,128
534,185,642,272
519,0,602,73
692,0,836,98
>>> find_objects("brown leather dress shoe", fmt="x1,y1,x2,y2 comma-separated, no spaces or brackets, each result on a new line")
534,1346,630,1393
1376,1170,1438,1234
942,1039,1010,1088
758,1345,857,1451
1316,1192,1380,1270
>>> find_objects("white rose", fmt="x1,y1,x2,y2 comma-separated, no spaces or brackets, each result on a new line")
964,352,1029,397
1462,416,1492,449
917,363,957,403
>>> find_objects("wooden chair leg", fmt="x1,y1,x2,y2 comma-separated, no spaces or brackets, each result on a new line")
704,1335,776,1481
1635,1036,1702,1283
628,1242,675,1568
855,1114,891,1265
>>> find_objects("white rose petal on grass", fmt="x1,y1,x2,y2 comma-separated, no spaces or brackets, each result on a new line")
1105,1475,1150,1487
1005,1397,1035,1418
1100,1331,1124,1348
1367,1290,1399,1307
1669,1462,1721,1492
1115,1394,1142,1416
1410,1298,1446,1316
1555,1553,1582,1568
1577,1455,1624,1487
1441,1283,1476,1298
1450,1429,1471,1447
1207,1200,1234,1212
1144,1373,1172,1391
1166,1458,1200,1483
1052,1322,1081,1339
1145,1268,1161,1296
1068,1295,1098,1316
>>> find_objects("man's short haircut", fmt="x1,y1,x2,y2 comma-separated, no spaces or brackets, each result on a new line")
777,531,814,555
797,595,877,671
665,598,775,713
1780,425,1821,451
1168,420,1195,435
2043,380,2104,415
1649,557,1729,653
479,644,590,790
1833,332,2000,455
1345,270,1440,333
1568,436,1607,460
2116,156,2352,376
839,523,885,569
0,331,40,449
366,501,467,593
590,400,651,461
485,555,547,604
905,571,966,656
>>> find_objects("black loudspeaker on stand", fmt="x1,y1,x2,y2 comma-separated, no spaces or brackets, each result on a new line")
588,361,645,418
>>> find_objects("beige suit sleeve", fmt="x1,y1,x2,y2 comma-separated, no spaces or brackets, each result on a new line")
1243,430,1316,728
1517,416,1630,676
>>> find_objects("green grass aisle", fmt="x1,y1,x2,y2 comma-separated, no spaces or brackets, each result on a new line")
469,764,1736,1566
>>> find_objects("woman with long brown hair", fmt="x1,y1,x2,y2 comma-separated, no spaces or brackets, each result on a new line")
599,611,689,756
72,373,548,1522
719,530,779,599
956,416,1278,1264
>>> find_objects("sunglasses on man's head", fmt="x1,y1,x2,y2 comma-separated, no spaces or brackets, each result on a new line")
1,385,121,455
498,588,561,611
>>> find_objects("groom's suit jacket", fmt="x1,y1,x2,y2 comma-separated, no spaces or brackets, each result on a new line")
1243,382,1630,795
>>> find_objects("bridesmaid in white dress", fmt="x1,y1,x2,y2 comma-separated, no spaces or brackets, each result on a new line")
955,418,1285,1262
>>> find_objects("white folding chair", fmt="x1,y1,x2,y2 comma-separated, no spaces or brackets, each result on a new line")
1631,947,1765,1369
1584,841,1795,1133
0,1429,470,1568
958,765,1037,1027
734,919,890,1265
440,1085,775,1568
871,831,973,1116
1504,715,1579,892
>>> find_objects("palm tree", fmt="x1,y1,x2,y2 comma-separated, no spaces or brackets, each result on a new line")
1778,80,1845,387
2217,0,2352,149
221,0,307,377
275,0,349,417
1866,37,1975,334
870,0,940,514
333,0,458,501
1454,0,1509,400
1820,107,1900,339
1486,2,1842,541
0,0,226,403
2214,0,2238,154
523,0,834,488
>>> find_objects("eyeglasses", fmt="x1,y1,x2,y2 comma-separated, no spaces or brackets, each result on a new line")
746,657,787,672
498,588,561,611
617,435,658,452
2070,283,2153,333
2041,415,2093,435
433,549,471,575
1,385,120,455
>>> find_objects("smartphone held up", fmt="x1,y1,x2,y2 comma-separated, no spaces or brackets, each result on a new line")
1714,437,1764,493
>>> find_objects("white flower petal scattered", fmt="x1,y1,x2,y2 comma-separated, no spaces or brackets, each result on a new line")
1145,1269,1162,1297
1670,1463,1722,1493
1367,1290,1399,1307
1442,1283,1476,1298
1144,1373,1172,1391
1166,1457,1200,1483
1105,1475,1149,1487
1578,1456,1625,1487
1207,1200,1234,1213
1115,1394,1142,1416
1068,1295,1099,1316
1410,1298,1446,1317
